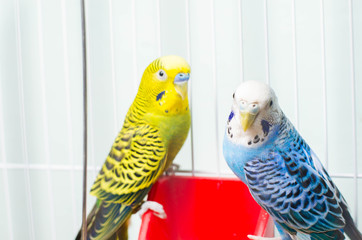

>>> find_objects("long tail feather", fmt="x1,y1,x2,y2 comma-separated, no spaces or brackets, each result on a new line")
75,201,133,240
75,203,98,240
343,209,362,240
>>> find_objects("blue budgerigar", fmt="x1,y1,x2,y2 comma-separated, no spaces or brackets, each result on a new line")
223,80,362,240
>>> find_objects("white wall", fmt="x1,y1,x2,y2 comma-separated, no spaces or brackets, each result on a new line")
0,0,361,239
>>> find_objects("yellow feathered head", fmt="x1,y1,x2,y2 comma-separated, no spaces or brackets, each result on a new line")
137,55,191,116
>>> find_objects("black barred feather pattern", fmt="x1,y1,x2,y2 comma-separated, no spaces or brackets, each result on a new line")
75,201,133,240
90,124,166,205
78,123,167,240
147,58,164,73
88,202,132,240
243,118,362,239
78,120,167,240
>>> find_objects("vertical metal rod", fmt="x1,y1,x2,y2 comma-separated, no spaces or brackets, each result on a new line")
61,0,78,231
14,0,35,238
80,0,88,239
238,0,244,83
347,0,358,224
156,0,162,56
263,0,270,85
0,77,14,240
84,14,96,183
320,0,329,170
291,0,299,130
210,0,220,175
185,0,195,176
108,0,118,132
36,0,57,237
131,0,138,91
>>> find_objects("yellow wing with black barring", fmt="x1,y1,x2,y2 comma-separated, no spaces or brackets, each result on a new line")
90,123,167,206
82,124,167,240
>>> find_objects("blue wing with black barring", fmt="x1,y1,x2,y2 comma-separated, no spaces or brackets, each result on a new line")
244,148,346,239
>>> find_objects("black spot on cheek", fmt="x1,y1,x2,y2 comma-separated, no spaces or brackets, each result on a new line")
165,110,168,113
248,141,252,145
261,120,272,136
156,91,165,101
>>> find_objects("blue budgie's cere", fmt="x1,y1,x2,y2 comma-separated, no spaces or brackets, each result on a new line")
223,80,362,240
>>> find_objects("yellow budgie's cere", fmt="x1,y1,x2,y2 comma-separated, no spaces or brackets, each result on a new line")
75,56,191,240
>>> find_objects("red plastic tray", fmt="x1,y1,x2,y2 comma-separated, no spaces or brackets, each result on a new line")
139,175,274,240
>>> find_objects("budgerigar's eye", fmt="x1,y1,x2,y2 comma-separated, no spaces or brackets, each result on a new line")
156,69,167,80
233,93,235,98
269,100,273,107
239,100,247,110
249,103,259,114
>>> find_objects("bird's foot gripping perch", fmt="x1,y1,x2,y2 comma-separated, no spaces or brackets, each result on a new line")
165,163,180,176
247,235,282,240
138,201,167,219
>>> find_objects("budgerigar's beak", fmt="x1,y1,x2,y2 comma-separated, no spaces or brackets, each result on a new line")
174,73,190,100
240,111,257,132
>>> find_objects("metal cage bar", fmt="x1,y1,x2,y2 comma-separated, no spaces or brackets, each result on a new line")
2,163,362,179
0,64,14,240
291,0,300,130
238,0,244,83
347,0,358,224
210,0,220,176
320,0,329,171
156,0,162,57
36,0,57,237
184,0,196,176
14,0,36,238
108,0,119,134
263,0,270,85
80,0,89,238
131,0,138,91
60,0,78,232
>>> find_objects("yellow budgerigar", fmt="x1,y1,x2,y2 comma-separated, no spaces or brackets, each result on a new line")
76,56,191,240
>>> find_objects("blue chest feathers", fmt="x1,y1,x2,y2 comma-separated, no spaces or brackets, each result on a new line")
223,135,268,182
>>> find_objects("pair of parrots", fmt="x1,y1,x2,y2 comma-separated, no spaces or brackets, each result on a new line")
76,56,362,240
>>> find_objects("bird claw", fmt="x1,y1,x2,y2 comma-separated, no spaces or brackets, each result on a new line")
165,163,180,176
138,201,167,219
247,235,281,240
